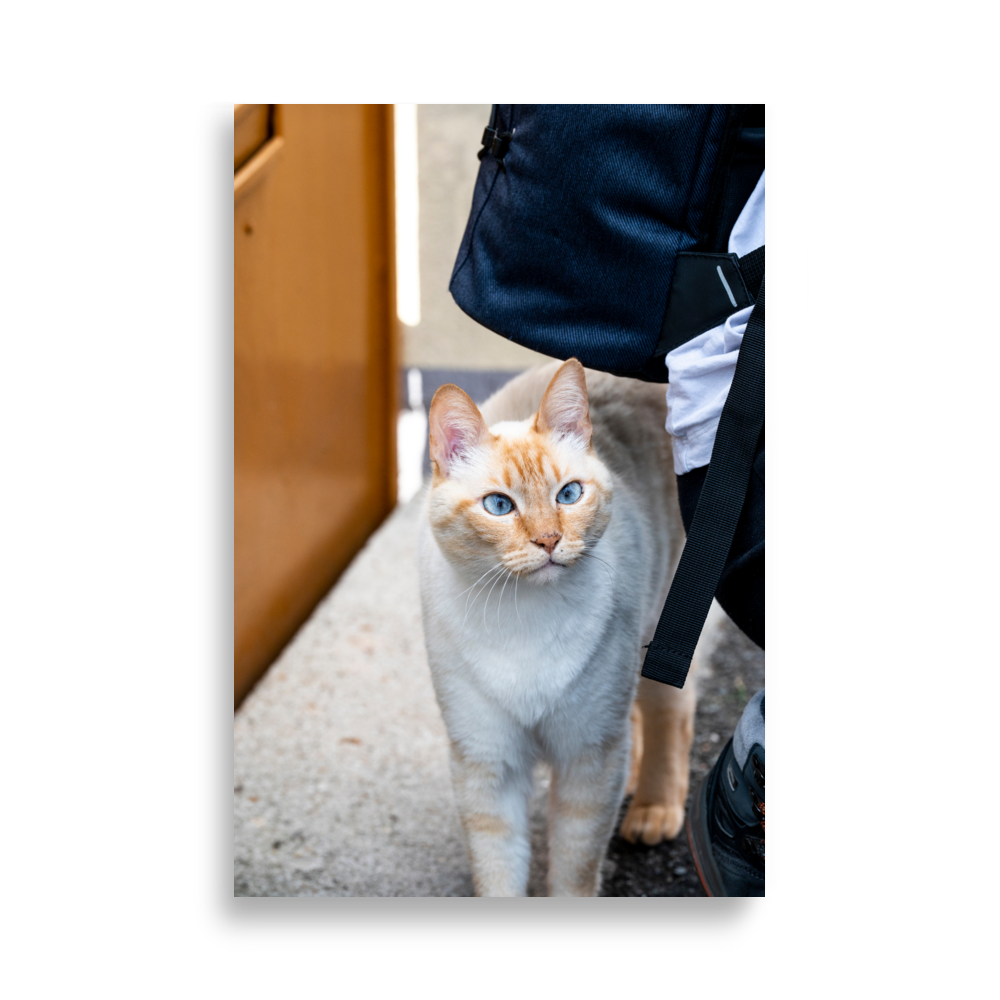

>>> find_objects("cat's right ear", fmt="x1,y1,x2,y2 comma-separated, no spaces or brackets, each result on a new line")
428,384,491,478
536,358,592,448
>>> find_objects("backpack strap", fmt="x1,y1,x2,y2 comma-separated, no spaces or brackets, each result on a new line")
478,104,514,170
642,249,764,688
738,245,764,299
640,243,764,383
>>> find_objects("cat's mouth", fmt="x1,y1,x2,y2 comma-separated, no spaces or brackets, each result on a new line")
526,556,566,579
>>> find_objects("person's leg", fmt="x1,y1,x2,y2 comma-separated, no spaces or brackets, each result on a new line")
733,689,764,768
688,690,764,896
677,431,765,896
675,428,764,650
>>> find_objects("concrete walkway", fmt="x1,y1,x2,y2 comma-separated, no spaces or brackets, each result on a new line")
234,491,473,896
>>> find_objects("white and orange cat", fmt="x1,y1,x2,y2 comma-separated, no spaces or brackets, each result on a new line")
418,358,714,897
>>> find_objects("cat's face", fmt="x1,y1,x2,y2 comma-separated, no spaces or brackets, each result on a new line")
427,359,612,585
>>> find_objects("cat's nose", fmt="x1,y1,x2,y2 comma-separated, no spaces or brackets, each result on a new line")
532,533,561,555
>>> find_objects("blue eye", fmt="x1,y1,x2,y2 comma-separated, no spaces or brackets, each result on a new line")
483,493,514,516
557,481,583,504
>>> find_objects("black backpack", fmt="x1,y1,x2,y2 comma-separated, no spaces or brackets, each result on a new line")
451,104,763,383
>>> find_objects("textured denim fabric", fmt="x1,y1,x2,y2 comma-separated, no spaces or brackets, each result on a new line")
676,427,764,650
450,105,731,378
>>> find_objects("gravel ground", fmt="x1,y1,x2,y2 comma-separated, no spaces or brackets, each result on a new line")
600,617,765,896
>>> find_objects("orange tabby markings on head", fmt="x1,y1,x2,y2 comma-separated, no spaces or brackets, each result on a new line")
426,363,613,584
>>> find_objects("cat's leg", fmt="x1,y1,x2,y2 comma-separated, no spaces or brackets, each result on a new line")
618,673,697,844
547,737,630,897
449,741,534,897
625,701,643,795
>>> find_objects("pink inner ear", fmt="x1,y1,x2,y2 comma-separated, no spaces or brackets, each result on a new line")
439,417,476,463
429,387,488,475
538,360,591,444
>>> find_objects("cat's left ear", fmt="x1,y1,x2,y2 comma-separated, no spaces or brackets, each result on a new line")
536,358,592,448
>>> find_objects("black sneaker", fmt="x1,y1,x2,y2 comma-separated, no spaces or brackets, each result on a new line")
687,737,764,896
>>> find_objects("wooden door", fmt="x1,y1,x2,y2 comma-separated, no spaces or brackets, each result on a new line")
234,105,398,706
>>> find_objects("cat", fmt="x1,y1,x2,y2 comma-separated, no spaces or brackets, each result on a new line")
418,358,714,897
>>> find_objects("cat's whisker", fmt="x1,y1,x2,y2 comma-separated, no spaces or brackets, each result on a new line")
496,569,513,639
482,564,508,635
452,563,504,612
462,563,503,610
513,571,522,627
579,551,619,599
582,546,617,570
580,549,622,582
463,564,506,625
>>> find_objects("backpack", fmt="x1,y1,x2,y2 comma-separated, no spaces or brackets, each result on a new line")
449,105,765,687
450,104,764,383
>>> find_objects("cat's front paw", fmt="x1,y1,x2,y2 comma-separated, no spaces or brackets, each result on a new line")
619,800,685,844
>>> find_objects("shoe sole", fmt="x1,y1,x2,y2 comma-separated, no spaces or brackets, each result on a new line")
686,763,727,897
